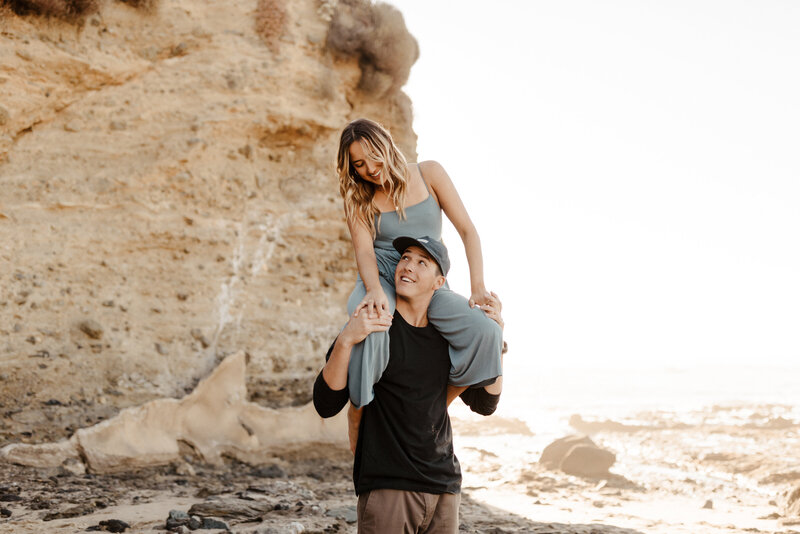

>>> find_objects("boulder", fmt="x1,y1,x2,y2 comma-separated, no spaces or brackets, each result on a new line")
539,435,596,468
539,434,616,477
560,444,616,477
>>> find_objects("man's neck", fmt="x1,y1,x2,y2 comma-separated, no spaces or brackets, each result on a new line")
395,296,430,327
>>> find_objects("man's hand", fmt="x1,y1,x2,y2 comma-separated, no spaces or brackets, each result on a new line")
347,403,363,455
321,309,392,392
340,307,393,347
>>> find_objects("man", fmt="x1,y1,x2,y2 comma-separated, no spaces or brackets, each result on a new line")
313,236,504,533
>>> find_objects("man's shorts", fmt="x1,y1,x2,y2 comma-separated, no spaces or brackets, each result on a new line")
357,488,460,534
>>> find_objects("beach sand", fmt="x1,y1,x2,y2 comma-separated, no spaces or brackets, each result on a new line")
3,399,799,533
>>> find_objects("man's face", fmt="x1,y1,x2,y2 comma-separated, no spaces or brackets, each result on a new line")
394,246,445,301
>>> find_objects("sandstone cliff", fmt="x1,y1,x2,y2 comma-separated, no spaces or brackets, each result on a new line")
0,0,418,445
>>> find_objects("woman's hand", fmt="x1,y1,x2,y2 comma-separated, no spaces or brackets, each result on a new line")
477,291,504,330
355,287,390,318
469,287,492,309
340,307,392,347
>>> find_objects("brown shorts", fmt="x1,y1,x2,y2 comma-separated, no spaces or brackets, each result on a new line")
357,488,460,534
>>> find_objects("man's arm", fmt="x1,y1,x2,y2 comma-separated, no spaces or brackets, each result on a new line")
312,309,392,418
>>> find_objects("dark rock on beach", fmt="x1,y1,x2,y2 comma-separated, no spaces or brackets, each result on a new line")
540,434,617,478
87,519,130,532
560,444,616,478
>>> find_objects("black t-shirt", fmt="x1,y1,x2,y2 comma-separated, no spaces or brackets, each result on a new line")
313,310,500,496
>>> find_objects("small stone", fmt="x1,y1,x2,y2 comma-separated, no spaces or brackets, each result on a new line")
78,320,103,340
176,292,189,301
322,277,335,288
0,106,9,126
60,457,86,476
166,509,189,529
252,464,285,478
0,494,22,502
201,517,228,529
16,49,33,61
175,462,195,477
188,515,202,529
98,519,129,532
703,499,713,509
110,121,127,131
13,323,22,333
168,509,189,521
0,507,11,517
102,300,115,307
155,343,168,355
25,335,36,344
325,506,357,523
43,502,95,520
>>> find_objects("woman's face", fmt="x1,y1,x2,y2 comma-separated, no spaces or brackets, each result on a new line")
348,140,385,186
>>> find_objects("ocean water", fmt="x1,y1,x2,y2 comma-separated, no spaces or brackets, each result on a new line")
500,364,800,430
450,364,800,532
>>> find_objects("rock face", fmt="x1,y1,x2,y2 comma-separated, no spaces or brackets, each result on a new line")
0,0,417,443
539,435,616,478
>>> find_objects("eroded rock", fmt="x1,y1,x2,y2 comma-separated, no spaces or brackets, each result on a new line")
1,352,347,473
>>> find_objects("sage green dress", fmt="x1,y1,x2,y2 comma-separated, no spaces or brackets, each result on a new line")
346,166,503,408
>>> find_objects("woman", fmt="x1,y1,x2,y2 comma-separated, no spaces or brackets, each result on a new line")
337,118,502,408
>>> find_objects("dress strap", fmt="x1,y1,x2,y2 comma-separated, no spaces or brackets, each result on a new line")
417,163,433,196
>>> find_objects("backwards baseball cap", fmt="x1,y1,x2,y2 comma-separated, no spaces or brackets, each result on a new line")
392,236,450,276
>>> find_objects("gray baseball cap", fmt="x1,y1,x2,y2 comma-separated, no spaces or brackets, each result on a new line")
392,236,450,276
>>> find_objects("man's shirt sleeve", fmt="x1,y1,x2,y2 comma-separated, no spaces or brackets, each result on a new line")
312,339,349,418
459,387,500,416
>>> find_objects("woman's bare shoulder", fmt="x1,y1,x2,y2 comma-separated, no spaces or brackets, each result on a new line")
417,160,449,183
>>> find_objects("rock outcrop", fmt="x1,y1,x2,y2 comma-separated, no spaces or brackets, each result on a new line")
0,0,417,446
1,351,347,472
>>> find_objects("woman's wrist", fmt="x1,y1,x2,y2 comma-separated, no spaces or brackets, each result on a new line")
471,282,487,294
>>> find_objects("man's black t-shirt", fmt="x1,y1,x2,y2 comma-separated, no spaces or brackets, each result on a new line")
313,310,500,496
354,312,460,495
314,311,459,495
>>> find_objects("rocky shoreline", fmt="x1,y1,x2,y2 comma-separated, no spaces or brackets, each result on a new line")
0,448,652,534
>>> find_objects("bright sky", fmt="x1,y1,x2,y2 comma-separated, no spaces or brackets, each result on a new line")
388,0,800,369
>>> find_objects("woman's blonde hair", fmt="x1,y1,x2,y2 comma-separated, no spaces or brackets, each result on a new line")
336,118,409,238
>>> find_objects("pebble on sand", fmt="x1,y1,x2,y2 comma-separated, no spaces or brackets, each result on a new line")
78,319,104,340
